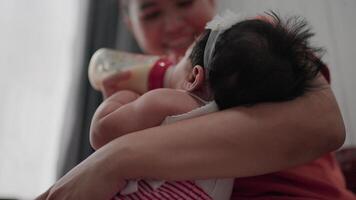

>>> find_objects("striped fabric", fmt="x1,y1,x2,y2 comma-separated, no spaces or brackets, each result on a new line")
114,180,212,200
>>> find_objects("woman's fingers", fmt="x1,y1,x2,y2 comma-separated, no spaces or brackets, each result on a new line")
102,70,131,86
102,70,132,99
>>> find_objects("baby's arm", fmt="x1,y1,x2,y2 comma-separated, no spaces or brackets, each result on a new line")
90,89,198,149
90,90,139,149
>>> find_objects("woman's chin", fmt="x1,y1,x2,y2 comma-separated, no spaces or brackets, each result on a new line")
167,48,186,60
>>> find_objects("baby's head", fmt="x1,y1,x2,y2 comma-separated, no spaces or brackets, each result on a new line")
170,12,325,110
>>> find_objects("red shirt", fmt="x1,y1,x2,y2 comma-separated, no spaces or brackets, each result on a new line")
232,153,355,199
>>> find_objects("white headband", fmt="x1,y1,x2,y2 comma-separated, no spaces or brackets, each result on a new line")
203,10,244,76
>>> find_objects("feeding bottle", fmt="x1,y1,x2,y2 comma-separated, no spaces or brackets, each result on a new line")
88,48,173,94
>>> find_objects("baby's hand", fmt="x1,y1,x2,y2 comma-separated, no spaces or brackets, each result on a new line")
101,70,131,99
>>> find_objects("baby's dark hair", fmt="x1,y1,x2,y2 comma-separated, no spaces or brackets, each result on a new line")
189,12,325,110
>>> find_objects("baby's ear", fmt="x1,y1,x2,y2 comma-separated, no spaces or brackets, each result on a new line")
183,65,205,92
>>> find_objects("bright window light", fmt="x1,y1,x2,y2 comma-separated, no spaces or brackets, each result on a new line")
0,0,88,199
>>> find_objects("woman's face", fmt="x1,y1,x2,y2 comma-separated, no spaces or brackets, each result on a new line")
126,0,215,59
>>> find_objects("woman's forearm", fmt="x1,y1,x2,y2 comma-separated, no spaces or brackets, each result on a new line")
102,76,345,181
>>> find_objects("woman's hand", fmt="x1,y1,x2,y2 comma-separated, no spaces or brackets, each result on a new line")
101,70,132,99
35,145,127,200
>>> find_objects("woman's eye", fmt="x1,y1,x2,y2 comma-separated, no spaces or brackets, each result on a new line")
142,11,161,21
177,0,195,8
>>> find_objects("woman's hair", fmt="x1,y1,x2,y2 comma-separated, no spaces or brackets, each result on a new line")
119,0,129,15
189,12,325,109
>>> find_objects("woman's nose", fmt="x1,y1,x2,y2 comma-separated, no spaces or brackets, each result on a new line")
163,12,185,34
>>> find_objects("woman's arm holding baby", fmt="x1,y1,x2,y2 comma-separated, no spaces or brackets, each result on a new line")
36,75,345,200
95,75,345,180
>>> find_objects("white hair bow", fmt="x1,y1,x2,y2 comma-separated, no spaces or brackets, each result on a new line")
204,10,244,74
206,10,243,31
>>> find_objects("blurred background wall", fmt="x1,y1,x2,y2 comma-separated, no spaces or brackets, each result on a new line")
0,0,89,199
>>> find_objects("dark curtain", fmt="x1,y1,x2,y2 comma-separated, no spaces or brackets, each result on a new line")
58,0,139,176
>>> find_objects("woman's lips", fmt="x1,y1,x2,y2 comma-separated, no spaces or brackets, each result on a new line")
164,36,194,51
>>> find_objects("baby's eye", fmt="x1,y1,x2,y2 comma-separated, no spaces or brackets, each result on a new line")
176,0,195,8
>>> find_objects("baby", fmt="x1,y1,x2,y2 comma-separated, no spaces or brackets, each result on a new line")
90,11,324,200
